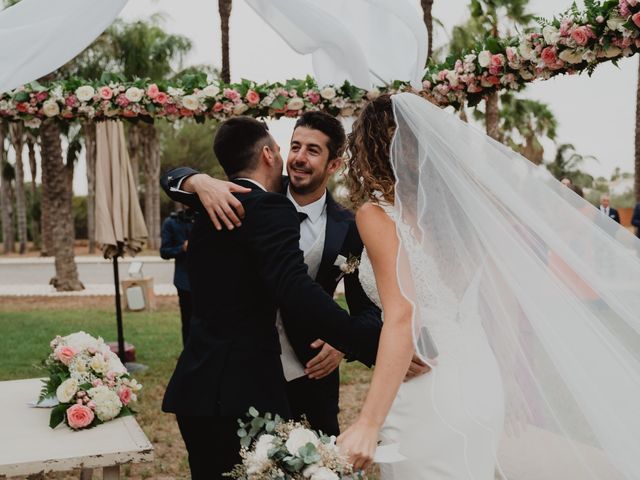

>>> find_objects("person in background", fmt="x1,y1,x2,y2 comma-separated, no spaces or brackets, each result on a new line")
560,177,572,187
632,202,640,238
160,205,195,345
599,194,620,224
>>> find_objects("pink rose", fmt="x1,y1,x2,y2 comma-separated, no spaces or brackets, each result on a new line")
596,15,605,23
224,88,240,101
117,386,132,405
571,26,591,46
92,379,103,387
245,89,260,105
467,83,483,93
164,103,178,115
146,84,159,99
632,12,640,27
115,94,130,108
306,92,320,104
67,404,94,429
154,92,168,105
620,0,632,17
65,95,79,108
213,102,224,113
99,86,113,100
438,69,449,81
35,91,48,102
541,46,558,66
55,345,76,365
560,18,573,36
506,47,518,64
16,103,29,113
491,54,505,69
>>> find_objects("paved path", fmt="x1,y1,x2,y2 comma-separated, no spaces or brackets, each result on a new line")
0,256,177,296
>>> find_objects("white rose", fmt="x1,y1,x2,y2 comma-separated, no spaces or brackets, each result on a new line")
182,95,200,111
202,84,221,98
320,87,336,100
42,100,60,117
88,385,122,421
167,86,185,97
287,97,305,110
558,49,583,64
105,351,127,375
253,434,275,463
310,467,339,480
63,331,100,352
75,85,95,102
518,42,535,61
56,378,79,403
233,103,249,115
285,428,319,456
125,87,144,103
89,354,110,374
478,50,492,68
607,16,627,32
605,46,622,58
542,26,560,45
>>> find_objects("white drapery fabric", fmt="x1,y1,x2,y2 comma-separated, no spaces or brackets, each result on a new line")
244,0,427,89
391,92,640,479
0,0,128,94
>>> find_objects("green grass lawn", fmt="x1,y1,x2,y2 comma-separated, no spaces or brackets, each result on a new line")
0,297,375,479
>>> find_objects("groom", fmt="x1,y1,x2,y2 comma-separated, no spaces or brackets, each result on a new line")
161,116,382,479
162,112,384,437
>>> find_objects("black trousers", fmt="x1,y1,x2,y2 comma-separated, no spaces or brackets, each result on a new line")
285,374,340,436
176,414,240,480
177,288,192,346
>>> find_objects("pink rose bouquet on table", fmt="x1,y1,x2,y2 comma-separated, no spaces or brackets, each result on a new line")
39,331,142,430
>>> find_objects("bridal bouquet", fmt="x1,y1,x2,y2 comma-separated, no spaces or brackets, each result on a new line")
228,408,357,480
39,331,142,430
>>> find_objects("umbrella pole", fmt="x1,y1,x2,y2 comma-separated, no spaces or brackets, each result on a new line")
113,254,126,364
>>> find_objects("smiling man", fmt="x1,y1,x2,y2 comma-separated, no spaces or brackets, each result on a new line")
161,112,390,436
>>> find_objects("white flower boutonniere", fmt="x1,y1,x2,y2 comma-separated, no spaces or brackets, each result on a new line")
334,253,360,281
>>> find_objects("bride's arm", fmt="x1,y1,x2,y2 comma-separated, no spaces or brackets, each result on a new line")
337,202,415,471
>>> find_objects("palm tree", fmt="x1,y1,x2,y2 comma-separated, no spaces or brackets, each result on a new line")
635,58,640,202
39,119,83,290
9,122,27,253
421,0,435,61
83,123,97,253
547,143,596,188
219,0,233,83
0,120,15,254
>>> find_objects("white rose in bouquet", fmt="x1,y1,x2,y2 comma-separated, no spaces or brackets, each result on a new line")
285,427,319,455
88,385,122,421
64,331,100,352
202,84,221,98
75,85,95,102
287,97,305,110
320,87,336,100
125,87,144,103
310,467,340,480
182,95,200,111
542,25,560,45
233,103,249,115
42,100,60,117
56,378,79,403
478,50,492,68
89,354,110,374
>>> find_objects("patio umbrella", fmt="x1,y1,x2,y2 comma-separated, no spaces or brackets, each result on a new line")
95,120,148,363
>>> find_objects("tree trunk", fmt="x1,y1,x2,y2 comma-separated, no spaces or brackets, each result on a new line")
40,141,54,256
485,91,501,141
635,58,640,202
40,119,84,291
84,123,97,254
143,123,161,250
26,132,40,248
219,0,233,83
0,121,15,254
10,122,28,254
421,0,434,62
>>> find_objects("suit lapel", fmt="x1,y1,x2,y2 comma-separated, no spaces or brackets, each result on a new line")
317,193,349,285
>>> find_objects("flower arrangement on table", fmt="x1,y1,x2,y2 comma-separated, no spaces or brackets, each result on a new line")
228,408,358,480
39,331,142,430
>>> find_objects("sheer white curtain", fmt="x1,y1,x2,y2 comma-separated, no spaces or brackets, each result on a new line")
0,0,128,94
244,0,427,89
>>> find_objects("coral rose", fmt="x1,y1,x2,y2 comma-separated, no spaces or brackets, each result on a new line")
571,26,591,46
67,404,95,429
117,385,132,405
245,89,260,105
99,86,113,100
55,345,76,365
146,84,159,99
541,46,558,66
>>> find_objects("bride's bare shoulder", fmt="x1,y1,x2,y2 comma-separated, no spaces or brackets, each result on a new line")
356,202,394,237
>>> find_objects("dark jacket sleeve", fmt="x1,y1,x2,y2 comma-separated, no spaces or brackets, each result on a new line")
612,208,621,224
160,218,186,260
632,205,640,229
240,193,378,362
160,167,204,210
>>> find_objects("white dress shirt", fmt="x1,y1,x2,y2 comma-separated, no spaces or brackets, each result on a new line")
286,187,327,255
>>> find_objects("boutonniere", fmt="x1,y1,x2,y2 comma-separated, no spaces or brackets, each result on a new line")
334,253,360,281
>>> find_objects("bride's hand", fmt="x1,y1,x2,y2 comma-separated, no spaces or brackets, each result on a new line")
337,418,379,472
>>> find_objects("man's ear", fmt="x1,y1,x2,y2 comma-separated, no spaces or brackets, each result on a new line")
260,144,274,167
327,156,343,175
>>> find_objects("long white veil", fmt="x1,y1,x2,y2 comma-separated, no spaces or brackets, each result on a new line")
391,92,640,478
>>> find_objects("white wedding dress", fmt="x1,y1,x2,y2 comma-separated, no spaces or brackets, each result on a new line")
358,203,505,480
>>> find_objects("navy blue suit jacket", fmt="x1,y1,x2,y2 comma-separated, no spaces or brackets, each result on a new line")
160,211,194,291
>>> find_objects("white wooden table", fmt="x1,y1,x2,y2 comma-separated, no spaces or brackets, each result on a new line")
0,378,153,479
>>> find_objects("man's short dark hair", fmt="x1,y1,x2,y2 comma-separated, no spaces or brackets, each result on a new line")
294,111,346,160
213,117,271,177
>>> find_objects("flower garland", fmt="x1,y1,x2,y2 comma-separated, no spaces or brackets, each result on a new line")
0,0,638,124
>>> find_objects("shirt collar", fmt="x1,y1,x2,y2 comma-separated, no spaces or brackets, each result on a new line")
286,187,327,223
235,177,267,192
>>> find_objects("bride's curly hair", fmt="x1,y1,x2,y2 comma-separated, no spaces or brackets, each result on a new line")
346,94,397,207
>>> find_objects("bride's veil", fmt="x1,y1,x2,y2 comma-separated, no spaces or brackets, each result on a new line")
390,92,640,478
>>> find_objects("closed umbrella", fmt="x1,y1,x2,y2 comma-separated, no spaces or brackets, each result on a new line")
95,120,148,363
